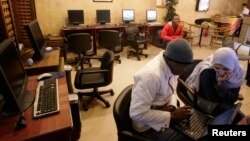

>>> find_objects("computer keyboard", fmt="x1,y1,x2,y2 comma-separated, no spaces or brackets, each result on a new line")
33,79,60,118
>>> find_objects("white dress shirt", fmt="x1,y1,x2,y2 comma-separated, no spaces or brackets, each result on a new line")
240,7,250,17
129,51,178,132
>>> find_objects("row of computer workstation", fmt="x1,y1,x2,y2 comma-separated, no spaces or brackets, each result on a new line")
0,8,164,141
0,16,81,140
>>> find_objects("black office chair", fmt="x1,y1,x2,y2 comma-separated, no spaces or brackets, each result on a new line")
176,59,203,110
66,33,93,69
124,25,149,61
113,84,153,141
98,30,123,64
74,50,115,111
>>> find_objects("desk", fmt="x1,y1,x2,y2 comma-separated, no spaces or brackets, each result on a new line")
144,24,164,46
0,76,73,141
24,50,61,75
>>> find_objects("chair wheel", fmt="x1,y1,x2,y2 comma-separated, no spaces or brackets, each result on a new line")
110,90,114,96
83,104,89,111
145,55,148,58
105,103,110,108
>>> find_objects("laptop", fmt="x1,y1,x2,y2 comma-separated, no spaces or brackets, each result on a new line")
174,78,242,140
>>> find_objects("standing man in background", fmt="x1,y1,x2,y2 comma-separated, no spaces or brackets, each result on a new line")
240,3,250,17
160,14,184,47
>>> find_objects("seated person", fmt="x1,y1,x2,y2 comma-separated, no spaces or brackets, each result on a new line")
160,14,184,46
130,39,195,141
186,47,244,116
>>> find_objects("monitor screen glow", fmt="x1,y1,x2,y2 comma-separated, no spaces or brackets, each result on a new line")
122,9,135,23
146,10,157,22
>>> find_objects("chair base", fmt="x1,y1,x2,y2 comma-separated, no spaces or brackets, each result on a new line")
127,50,148,61
115,55,121,64
78,88,114,111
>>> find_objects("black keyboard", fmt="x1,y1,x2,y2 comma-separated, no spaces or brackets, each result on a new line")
172,110,213,140
33,79,60,118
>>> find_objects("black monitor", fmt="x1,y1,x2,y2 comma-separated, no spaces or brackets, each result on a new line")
24,20,46,61
146,9,157,22
0,38,34,116
122,9,135,24
68,10,84,25
96,9,111,25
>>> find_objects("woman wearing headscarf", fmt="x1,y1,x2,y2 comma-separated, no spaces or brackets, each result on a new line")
186,47,244,116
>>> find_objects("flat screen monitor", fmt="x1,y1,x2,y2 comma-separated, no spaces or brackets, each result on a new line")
146,9,157,22
24,20,45,61
122,9,135,24
68,10,84,25
195,0,210,12
0,38,34,116
96,9,111,25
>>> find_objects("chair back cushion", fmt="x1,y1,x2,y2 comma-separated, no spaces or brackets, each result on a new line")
113,84,134,132
177,59,202,106
67,33,92,53
101,51,115,85
98,30,122,53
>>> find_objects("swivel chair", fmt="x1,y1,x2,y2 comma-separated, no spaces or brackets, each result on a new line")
74,50,115,111
66,33,93,69
113,84,153,141
98,30,123,64
124,25,149,61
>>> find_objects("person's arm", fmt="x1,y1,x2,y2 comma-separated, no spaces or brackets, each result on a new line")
161,24,175,41
129,74,172,131
173,25,184,39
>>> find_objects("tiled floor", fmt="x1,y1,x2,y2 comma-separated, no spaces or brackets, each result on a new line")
69,37,250,141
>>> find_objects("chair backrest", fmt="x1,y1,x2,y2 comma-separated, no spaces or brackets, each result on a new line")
67,33,92,54
100,50,115,85
98,30,122,53
176,59,202,107
113,84,134,133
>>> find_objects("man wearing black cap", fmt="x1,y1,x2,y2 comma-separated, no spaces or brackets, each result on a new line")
130,39,194,141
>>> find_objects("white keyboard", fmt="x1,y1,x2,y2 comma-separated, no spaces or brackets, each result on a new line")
33,79,60,118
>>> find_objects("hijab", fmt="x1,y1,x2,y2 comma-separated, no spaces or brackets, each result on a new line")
186,47,244,92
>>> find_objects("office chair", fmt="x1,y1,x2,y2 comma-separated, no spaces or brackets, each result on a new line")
66,33,93,69
113,84,153,141
74,50,115,111
124,25,149,61
98,30,123,64
176,59,204,110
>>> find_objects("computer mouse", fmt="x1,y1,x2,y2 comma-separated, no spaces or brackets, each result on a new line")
37,73,53,81
45,47,53,51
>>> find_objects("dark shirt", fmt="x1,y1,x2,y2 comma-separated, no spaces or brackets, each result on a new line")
198,68,240,105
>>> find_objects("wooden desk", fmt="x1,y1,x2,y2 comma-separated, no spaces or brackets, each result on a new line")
0,76,73,141
24,50,61,76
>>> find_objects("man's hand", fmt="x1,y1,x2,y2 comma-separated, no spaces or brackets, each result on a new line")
170,106,192,121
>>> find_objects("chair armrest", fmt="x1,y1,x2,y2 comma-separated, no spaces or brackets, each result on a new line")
119,131,154,141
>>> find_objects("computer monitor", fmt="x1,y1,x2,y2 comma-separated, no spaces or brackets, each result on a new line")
0,38,34,116
24,20,46,61
122,9,135,24
96,9,111,25
195,0,210,12
68,10,84,25
146,9,157,22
